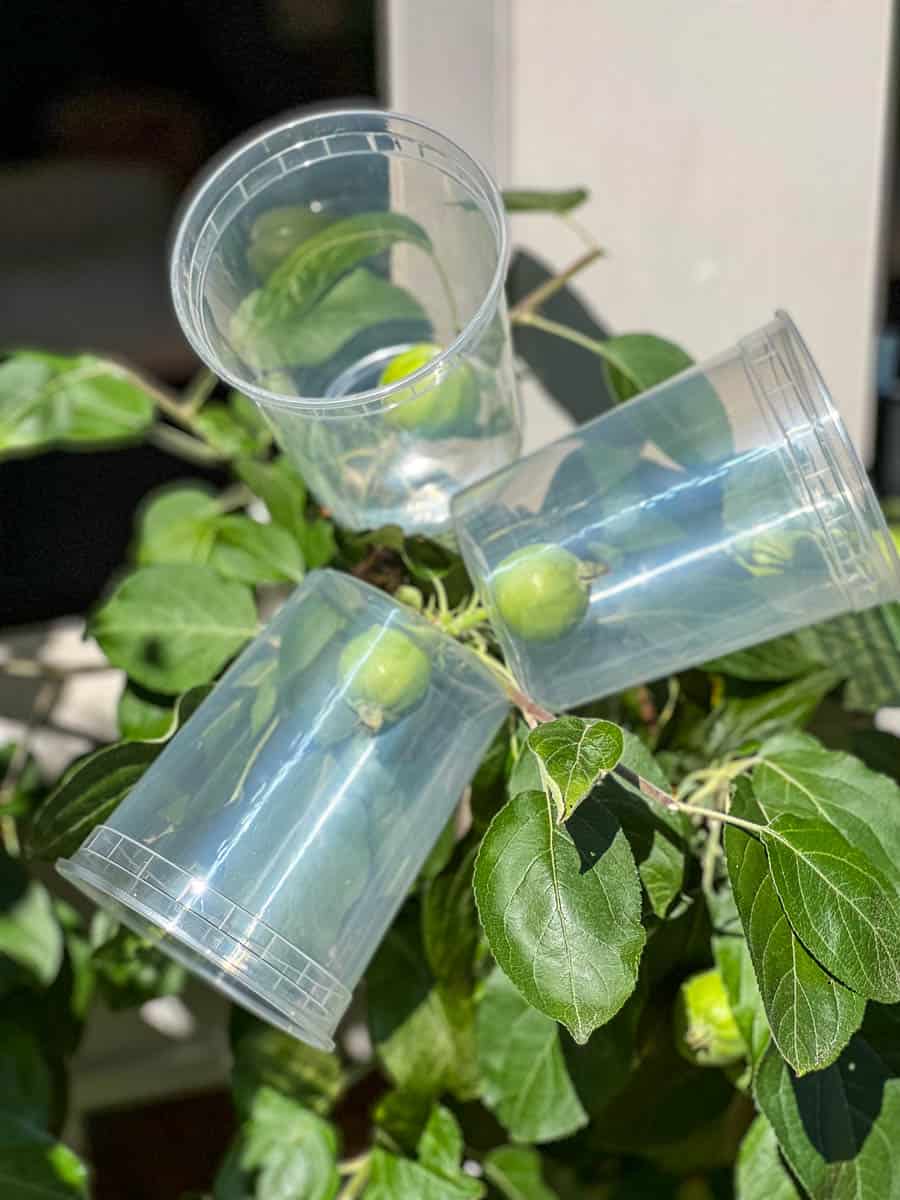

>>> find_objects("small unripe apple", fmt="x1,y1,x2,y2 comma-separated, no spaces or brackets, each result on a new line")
674,968,745,1068
381,343,479,437
492,543,590,642
338,626,431,729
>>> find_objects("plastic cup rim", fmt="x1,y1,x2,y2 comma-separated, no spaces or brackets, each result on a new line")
169,106,510,415
56,853,339,1051
763,309,900,602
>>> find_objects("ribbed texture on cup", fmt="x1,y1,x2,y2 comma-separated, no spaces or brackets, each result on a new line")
58,825,350,1050
741,312,900,611
169,109,508,416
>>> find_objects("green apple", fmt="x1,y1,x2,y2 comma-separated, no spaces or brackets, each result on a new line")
674,968,745,1068
338,626,431,729
381,343,479,437
492,543,590,641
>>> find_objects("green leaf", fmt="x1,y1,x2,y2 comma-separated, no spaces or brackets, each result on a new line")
135,485,220,566
365,1146,483,1200
711,923,770,1074
296,517,337,570
417,1106,468,1181
476,966,587,1144
0,1118,89,1199
586,1009,735,1155
725,782,865,1074
231,268,427,370
373,1090,432,1157
239,1087,339,1200
507,735,542,799
0,746,46,824
193,405,263,457
208,516,305,584
595,732,686,918
26,740,159,861
213,1144,250,1200
250,212,431,327
117,682,174,741
473,790,644,1043
526,717,624,823
90,564,258,694
469,724,511,832
599,334,736,468
0,1023,53,1124
423,844,479,986
228,391,272,449
0,351,155,456
754,1005,900,1200
365,1110,484,1200
702,670,840,757
735,1114,801,1200
483,1146,560,1199
367,906,480,1100
229,1006,344,1118
703,633,826,682
419,815,457,883
502,188,589,214
117,685,210,746
380,985,479,1103
53,902,95,1033
600,333,693,403
0,870,62,987
235,457,307,537
762,810,900,1002
90,914,185,1008
754,733,900,895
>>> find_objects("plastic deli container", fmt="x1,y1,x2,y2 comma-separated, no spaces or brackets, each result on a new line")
58,571,509,1049
170,108,520,534
452,312,900,711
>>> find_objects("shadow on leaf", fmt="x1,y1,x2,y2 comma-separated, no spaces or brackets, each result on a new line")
792,1032,888,1162
566,794,623,876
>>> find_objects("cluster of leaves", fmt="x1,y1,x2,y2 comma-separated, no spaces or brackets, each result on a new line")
3,185,900,1200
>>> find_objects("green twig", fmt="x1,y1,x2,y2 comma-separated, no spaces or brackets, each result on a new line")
181,367,218,417
147,422,226,466
701,788,727,895
225,717,280,807
508,247,604,320
511,310,607,357
649,677,680,749
677,759,758,811
338,1154,371,1198
613,763,680,811
672,801,763,837
465,644,555,728
215,483,254,514
562,210,601,251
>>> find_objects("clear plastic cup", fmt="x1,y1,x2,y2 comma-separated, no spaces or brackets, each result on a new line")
57,571,509,1049
170,108,520,534
451,312,900,711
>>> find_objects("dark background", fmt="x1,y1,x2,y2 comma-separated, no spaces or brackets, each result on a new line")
0,0,376,625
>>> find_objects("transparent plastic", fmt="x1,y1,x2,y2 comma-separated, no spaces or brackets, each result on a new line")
452,312,900,711
170,109,520,533
58,571,509,1049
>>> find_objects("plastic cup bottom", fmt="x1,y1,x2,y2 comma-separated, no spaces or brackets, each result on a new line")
58,825,351,1050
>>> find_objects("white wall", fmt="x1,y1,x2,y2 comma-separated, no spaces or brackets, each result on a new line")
384,0,896,457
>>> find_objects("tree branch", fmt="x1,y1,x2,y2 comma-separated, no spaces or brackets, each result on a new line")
508,247,604,320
